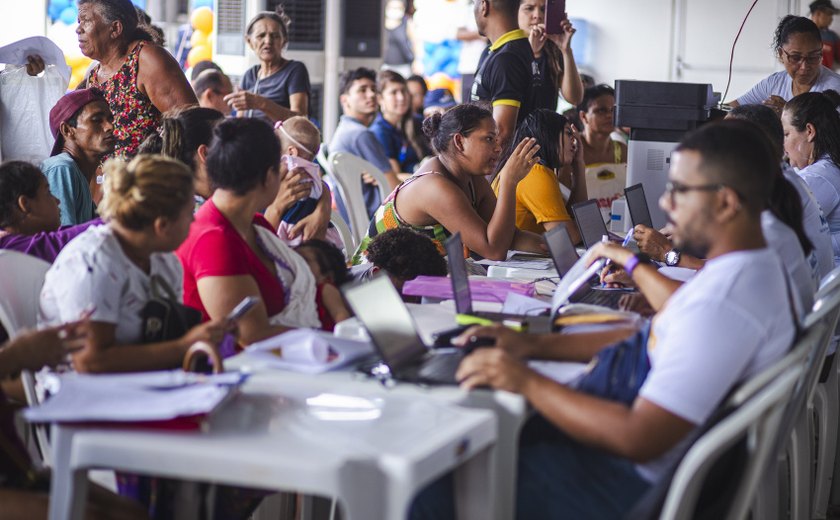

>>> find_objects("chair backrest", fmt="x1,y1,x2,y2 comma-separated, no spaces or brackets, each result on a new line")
818,265,840,299
316,144,332,178
0,250,52,464
659,362,803,520
0,250,50,335
330,210,356,262
327,151,391,243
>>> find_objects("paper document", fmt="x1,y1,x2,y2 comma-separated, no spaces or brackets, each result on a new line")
502,293,551,316
245,329,374,374
25,372,233,423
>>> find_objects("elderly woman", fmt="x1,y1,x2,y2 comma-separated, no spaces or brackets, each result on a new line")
730,15,840,114
77,0,197,158
223,6,311,122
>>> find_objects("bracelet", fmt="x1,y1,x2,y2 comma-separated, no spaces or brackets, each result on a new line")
623,255,641,277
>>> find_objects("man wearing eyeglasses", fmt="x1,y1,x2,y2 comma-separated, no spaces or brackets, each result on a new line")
446,121,794,518
729,15,840,115
810,0,840,69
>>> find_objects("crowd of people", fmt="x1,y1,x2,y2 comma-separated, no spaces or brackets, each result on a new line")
4,0,840,517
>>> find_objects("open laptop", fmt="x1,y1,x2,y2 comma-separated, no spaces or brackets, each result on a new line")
341,274,468,385
544,226,632,309
624,183,654,229
571,199,623,248
444,233,553,333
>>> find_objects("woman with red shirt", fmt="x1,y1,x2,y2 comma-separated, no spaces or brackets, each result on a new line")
177,118,321,345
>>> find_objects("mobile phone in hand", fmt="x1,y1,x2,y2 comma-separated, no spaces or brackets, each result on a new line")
545,0,567,34
227,296,260,322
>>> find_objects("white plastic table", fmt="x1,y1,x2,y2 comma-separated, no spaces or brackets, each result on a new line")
47,375,497,520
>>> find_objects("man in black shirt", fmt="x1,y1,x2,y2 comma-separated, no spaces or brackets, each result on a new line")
471,0,537,152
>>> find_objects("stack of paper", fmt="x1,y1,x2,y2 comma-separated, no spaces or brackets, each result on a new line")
24,371,241,424
244,329,374,374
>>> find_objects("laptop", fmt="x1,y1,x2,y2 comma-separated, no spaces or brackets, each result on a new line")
341,274,468,385
543,226,632,310
444,233,553,333
624,183,654,229
571,199,623,248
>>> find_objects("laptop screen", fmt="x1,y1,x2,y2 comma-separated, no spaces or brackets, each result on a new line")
544,226,581,277
444,233,473,314
571,199,609,249
341,275,427,371
625,183,653,229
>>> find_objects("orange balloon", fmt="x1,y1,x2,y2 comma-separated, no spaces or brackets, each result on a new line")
187,45,212,68
190,6,214,34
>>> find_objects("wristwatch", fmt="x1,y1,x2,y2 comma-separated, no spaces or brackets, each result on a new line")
664,249,681,267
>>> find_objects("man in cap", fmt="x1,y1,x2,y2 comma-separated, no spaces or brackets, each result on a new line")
41,89,115,226
810,0,840,69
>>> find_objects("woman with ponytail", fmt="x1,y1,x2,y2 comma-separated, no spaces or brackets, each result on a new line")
78,0,197,158
782,89,840,265
177,118,322,344
138,106,225,207
39,155,228,373
352,103,543,264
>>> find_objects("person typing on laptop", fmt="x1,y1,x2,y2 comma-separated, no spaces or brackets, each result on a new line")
421,121,796,518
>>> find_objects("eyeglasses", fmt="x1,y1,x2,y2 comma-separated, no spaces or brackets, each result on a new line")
663,180,725,207
781,48,823,66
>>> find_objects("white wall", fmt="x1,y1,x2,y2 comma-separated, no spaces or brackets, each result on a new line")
0,0,47,46
567,0,674,86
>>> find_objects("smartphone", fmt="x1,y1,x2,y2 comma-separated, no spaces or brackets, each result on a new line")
227,296,260,322
544,0,567,35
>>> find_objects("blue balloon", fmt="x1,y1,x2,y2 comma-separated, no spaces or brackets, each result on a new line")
193,0,213,9
59,6,77,25
48,4,62,20
131,0,146,9
51,0,71,11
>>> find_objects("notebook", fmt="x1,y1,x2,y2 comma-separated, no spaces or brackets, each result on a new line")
624,183,654,229
445,233,553,333
341,274,468,385
571,199,623,248
544,226,632,311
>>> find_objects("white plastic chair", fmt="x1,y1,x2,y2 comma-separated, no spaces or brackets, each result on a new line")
0,250,52,463
330,210,356,262
752,279,840,520
327,151,391,244
659,319,821,520
810,266,840,518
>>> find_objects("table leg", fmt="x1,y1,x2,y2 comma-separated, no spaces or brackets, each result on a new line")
49,425,89,520
455,444,496,520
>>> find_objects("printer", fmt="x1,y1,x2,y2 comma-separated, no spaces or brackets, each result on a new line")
615,80,721,229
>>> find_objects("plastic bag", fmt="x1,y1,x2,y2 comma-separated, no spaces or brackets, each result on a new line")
0,64,67,165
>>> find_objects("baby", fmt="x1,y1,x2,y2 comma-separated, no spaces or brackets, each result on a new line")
266,117,343,249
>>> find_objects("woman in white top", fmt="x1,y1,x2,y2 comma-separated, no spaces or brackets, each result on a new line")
782,89,840,267
730,15,840,115
40,155,228,373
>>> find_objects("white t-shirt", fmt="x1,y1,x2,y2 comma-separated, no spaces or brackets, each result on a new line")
737,66,840,106
784,164,833,281
636,248,794,482
39,224,184,345
797,157,840,267
762,210,815,316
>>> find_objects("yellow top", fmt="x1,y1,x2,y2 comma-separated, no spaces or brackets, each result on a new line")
492,163,571,234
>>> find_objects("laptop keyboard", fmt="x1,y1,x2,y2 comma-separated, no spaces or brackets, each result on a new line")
416,352,464,384
578,289,626,309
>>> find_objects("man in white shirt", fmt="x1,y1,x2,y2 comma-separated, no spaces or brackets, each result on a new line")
451,120,795,518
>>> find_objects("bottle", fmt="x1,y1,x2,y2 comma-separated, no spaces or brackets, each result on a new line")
610,198,627,233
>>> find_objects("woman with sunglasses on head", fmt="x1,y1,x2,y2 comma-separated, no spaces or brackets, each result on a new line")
782,89,840,266
729,15,840,115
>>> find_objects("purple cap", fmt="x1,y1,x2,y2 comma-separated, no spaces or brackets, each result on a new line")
49,88,106,156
